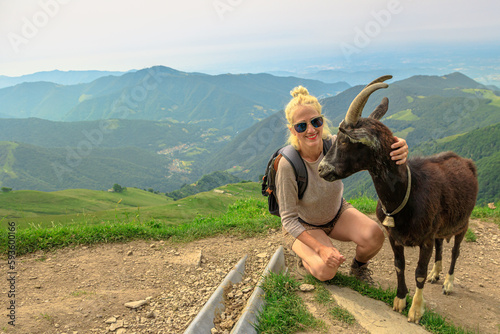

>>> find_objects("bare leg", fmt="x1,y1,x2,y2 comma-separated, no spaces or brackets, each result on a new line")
291,229,341,281
328,208,385,263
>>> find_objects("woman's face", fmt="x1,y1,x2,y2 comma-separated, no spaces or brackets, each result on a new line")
290,105,323,152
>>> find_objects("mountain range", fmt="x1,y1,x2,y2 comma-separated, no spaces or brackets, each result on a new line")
0,70,130,89
0,68,498,204
0,66,349,133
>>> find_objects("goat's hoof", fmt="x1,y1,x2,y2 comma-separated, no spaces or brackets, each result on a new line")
427,261,442,284
408,302,425,324
442,274,454,295
442,285,453,295
393,296,406,313
427,275,439,284
408,288,425,323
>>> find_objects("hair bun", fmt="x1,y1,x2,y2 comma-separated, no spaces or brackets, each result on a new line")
290,86,309,98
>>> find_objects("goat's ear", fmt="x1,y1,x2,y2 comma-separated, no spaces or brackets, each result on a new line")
344,128,380,149
368,97,389,120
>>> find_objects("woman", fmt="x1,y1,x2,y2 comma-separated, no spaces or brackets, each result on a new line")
276,86,408,283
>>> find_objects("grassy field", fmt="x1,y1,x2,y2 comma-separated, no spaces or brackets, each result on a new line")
0,182,261,230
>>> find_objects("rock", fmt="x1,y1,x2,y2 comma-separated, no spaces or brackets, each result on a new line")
109,319,124,331
256,253,268,258
124,300,148,309
127,250,133,256
116,328,126,334
488,203,496,209
299,284,315,292
146,310,157,318
105,317,117,324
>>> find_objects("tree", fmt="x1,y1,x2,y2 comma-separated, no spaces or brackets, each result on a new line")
1,187,12,193
113,184,125,193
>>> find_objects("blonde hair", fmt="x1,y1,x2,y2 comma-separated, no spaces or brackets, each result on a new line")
285,86,331,149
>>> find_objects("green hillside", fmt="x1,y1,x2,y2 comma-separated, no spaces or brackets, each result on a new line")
0,118,231,152
166,170,242,200
321,72,500,147
0,182,261,230
0,142,189,192
0,187,171,218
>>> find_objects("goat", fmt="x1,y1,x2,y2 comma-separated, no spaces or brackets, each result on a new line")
317,76,478,323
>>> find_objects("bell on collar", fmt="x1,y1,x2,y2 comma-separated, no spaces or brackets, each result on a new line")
382,215,395,227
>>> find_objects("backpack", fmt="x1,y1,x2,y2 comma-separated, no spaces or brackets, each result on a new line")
261,138,332,216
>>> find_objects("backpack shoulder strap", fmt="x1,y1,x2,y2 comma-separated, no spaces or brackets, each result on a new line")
268,138,332,200
279,145,308,199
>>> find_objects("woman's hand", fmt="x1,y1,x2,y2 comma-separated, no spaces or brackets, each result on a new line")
390,136,408,165
318,245,345,268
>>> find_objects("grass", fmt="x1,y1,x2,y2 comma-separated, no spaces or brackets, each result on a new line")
0,196,281,256
471,201,500,227
329,306,356,325
303,274,358,327
255,272,322,334
465,228,477,242
386,108,420,121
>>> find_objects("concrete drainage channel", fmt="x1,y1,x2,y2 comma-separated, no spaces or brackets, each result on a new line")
184,246,286,334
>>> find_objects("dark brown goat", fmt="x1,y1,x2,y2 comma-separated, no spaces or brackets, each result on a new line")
318,76,478,323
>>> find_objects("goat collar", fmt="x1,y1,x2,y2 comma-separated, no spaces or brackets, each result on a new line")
381,165,411,227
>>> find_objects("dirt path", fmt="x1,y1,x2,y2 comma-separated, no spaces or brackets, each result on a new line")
1,218,499,334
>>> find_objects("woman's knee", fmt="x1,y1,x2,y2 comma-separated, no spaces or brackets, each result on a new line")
310,262,339,281
361,222,385,250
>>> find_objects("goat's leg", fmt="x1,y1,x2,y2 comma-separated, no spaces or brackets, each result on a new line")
443,229,466,295
408,243,433,323
427,238,443,283
389,237,408,313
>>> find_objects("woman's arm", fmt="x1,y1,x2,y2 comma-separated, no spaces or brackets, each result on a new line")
295,231,345,268
390,136,408,165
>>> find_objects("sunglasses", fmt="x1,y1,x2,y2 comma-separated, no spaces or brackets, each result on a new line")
293,116,324,133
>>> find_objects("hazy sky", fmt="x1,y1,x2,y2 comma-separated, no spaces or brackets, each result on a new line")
1,0,499,77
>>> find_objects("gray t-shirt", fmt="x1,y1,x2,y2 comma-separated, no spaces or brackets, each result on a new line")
275,136,344,238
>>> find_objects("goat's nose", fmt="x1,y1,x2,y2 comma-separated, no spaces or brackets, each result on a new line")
318,162,333,177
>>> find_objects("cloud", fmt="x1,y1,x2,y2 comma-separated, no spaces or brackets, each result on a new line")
1,0,499,76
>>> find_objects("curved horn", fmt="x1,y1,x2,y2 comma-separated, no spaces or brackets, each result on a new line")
344,75,392,125
365,75,393,88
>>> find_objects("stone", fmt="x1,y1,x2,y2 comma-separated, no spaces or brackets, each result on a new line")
124,300,148,309
299,284,315,292
105,317,117,324
109,320,124,331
